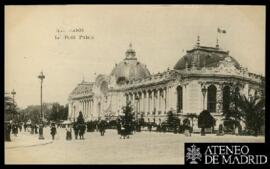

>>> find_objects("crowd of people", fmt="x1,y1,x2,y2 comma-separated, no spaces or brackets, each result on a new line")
4,120,43,142
5,111,162,142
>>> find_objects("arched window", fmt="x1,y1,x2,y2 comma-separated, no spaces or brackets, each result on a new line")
233,87,240,109
177,86,183,113
223,86,231,113
100,81,108,95
207,85,217,112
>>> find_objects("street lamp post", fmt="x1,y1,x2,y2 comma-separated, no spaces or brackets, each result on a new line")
11,89,16,121
73,106,76,123
201,86,207,110
38,71,45,139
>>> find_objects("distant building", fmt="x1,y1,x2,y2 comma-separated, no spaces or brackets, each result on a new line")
68,37,264,130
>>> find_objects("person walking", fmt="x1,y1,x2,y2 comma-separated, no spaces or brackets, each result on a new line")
79,124,86,140
73,123,79,140
50,123,57,140
34,124,38,134
5,122,12,142
18,123,22,132
66,124,72,140
23,123,27,132
98,120,106,136
73,122,79,140
12,123,18,137
30,124,34,134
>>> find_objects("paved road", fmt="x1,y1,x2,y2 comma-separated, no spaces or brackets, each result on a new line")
5,128,264,164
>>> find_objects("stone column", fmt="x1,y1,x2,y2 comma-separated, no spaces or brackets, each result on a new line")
149,91,153,114
84,100,86,118
170,86,174,110
141,92,143,113
132,93,135,108
88,100,90,118
162,89,166,114
171,86,177,112
243,83,249,98
142,92,145,113
167,87,170,110
157,89,161,112
91,100,93,117
89,100,91,116
153,90,156,114
92,99,96,118
216,84,223,114
85,100,87,116
68,103,72,119
141,92,144,113
126,94,129,103
146,91,149,114
139,93,141,113
85,99,88,118
183,85,187,114
84,100,86,117
81,100,83,116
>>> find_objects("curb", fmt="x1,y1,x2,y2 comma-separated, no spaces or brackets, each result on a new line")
5,141,53,150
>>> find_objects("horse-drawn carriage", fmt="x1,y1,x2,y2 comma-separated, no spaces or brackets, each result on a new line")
118,123,133,139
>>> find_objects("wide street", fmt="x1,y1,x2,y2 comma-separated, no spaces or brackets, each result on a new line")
5,128,264,164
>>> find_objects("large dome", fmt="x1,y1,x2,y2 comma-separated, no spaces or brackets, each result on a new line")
174,45,241,70
110,44,151,84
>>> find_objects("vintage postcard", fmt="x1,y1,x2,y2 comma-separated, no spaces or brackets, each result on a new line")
4,5,267,165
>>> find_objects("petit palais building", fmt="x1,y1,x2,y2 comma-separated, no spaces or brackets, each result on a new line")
68,38,264,131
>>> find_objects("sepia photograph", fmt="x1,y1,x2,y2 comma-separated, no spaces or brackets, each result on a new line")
4,5,265,164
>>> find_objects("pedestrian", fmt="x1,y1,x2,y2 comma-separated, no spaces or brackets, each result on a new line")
18,123,22,132
30,124,34,134
12,123,18,137
98,120,107,136
50,123,57,140
66,124,72,140
119,123,126,139
148,123,152,132
79,124,86,140
34,124,38,134
73,123,79,140
23,123,27,132
116,120,121,135
5,122,12,142
235,126,239,136
217,124,224,136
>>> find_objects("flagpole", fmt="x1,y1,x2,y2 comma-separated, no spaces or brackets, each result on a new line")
216,28,219,48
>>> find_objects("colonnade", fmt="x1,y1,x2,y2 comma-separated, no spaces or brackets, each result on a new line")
69,98,95,121
125,85,177,115
79,99,94,119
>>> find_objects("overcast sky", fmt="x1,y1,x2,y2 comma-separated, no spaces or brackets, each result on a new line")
5,5,265,108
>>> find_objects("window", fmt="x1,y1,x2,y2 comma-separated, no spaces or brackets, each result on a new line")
223,86,230,113
233,87,240,109
177,86,183,113
207,85,217,112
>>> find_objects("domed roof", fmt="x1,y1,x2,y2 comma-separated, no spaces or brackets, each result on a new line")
174,41,241,70
110,43,151,84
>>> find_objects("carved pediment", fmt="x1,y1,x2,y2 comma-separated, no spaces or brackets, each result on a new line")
218,57,238,74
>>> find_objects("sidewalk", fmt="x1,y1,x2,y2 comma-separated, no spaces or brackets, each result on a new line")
5,131,53,149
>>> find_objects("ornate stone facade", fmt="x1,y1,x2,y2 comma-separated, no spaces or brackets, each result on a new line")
68,39,264,130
